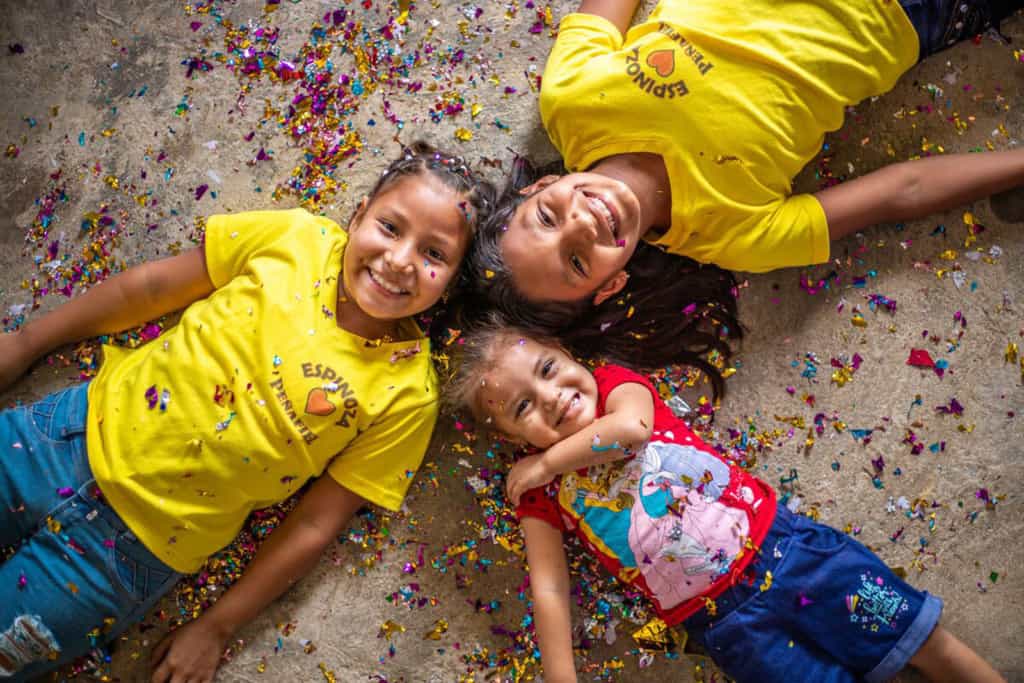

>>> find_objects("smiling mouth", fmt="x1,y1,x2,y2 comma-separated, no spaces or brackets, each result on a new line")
368,269,409,296
584,192,619,243
555,392,581,427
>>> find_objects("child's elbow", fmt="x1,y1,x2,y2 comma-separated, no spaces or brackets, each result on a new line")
620,421,653,451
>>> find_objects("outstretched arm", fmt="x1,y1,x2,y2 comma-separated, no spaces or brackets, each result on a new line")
150,475,367,683
577,0,640,35
507,382,654,505
522,517,577,683
818,149,1024,241
0,247,214,389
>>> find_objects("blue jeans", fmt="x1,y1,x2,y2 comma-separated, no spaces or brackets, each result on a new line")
684,504,943,683
0,383,180,681
901,0,1022,61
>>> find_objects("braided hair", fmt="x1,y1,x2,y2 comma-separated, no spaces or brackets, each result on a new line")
464,155,742,400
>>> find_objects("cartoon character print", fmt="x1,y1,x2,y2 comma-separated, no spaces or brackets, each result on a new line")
627,441,748,609
557,440,750,611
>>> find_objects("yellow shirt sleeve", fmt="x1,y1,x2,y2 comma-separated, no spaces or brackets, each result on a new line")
327,399,439,511
204,208,338,288
685,193,830,273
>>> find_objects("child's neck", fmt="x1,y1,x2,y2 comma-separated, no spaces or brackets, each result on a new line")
591,153,673,233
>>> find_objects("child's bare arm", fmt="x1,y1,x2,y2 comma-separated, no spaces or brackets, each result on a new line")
817,148,1024,241
150,475,366,683
577,0,640,35
0,247,214,389
507,382,654,505
522,517,577,683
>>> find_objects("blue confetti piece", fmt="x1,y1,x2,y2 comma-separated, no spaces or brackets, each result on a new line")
850,429,873,441
78,131,85,146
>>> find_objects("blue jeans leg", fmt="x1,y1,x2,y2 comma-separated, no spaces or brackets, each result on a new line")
901,0,1023,60
0,384,180,681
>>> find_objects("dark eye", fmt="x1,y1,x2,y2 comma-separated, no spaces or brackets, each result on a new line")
537,207,554,227
515,399,530,419
379,221,397,235
570,254,586,276
426,247,446,263
541,359,554,377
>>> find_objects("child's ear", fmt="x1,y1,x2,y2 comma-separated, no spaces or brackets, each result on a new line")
346,197,369,232
518,174,560,196
592,270,629,306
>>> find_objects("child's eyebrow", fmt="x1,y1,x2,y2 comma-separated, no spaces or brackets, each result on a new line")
532,354,544,377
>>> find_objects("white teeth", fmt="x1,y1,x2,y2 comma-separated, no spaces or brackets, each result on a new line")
592,196,617,237
369,269,406,295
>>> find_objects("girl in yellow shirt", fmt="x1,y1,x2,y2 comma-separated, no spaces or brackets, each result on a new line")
0,143,493,682
467,0,1022,374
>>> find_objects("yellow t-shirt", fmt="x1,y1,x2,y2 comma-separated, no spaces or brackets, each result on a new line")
86,208,440,572
540,0,918,272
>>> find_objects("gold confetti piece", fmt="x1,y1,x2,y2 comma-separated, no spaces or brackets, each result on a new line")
103,175,119,189
67,581,79,594
318,662,336,683
101,128,117,138
378,619,405,640
471,103,483,118
760,570,773,592
631,617,684,651
423,619,449,640
938,249,958,260
484,269,495,279
1006,343,1018,364
256,660,266,673
454,127,473,142
47,517,61,534
851,312,867,327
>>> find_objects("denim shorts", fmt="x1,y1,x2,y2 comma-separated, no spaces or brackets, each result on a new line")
0,382,180,681
683,503,943,683
900,0,1022,61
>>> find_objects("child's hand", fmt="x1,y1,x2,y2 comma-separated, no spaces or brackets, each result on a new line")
507,453,555,506
150,615,231,683
0,332,35,391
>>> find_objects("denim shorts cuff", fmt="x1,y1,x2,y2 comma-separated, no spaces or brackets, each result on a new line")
865,592,943,682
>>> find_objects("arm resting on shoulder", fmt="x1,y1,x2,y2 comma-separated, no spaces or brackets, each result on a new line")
541,381,654,473
150,475,367,683
522,516,577,683
819,148,1024,241
507,381,654,505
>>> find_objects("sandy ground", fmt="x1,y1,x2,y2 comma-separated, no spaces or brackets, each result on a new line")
1,1,1021,681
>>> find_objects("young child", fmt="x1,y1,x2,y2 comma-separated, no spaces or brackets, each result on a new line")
0,143,493,682
447,322,1006,683
467,0,1023,362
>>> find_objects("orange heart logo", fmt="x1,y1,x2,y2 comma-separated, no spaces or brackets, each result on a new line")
305,388,336,416
646,49,675,78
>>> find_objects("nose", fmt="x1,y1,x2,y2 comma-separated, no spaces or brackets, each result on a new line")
562,189,598,242
540,383,560,417
384,238,416,272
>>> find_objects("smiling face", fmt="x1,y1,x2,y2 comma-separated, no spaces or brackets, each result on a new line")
339,173,470,339
475,335,599,449
500,172,643,303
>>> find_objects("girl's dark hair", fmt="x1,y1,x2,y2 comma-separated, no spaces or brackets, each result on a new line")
464,155,742,400
368,141,498,359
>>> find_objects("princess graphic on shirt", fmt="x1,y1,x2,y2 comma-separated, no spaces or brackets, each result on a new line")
559,438,748,610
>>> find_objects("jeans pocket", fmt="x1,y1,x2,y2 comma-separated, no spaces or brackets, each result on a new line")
105,531,145,603
26,385,88,446
26,393,63,445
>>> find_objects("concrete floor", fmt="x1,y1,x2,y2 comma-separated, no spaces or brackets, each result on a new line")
1,1,1021,681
